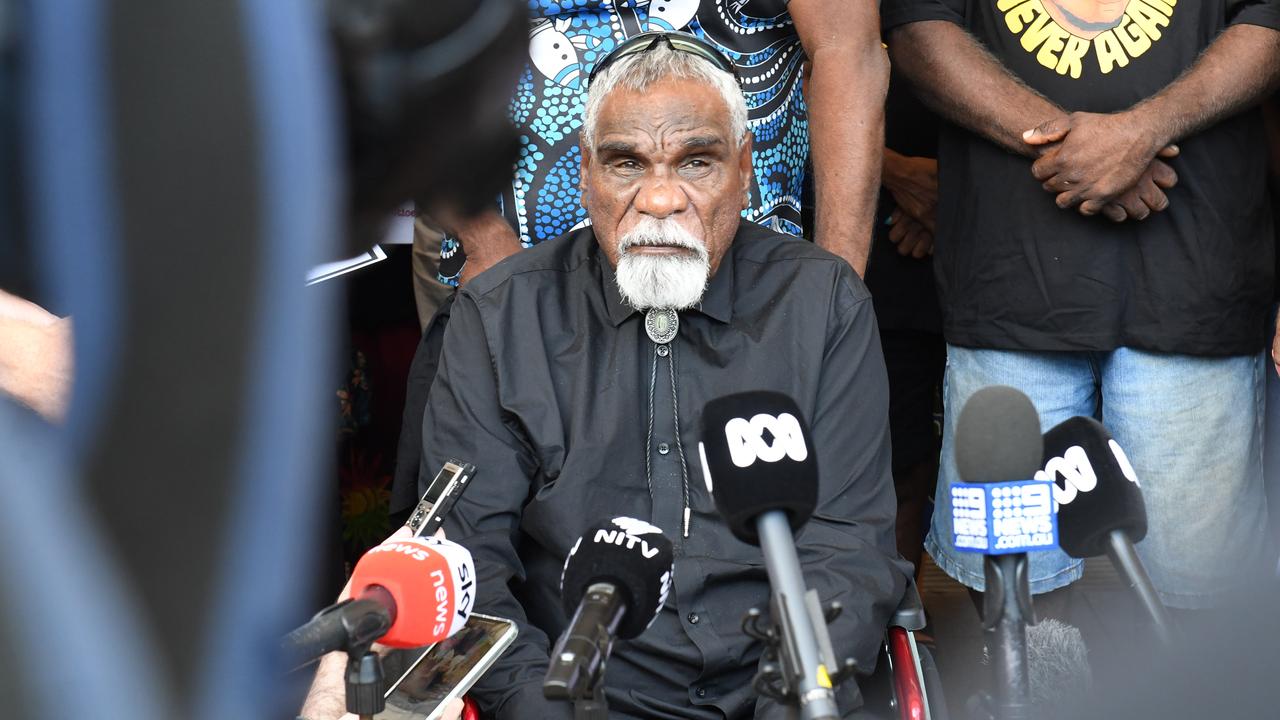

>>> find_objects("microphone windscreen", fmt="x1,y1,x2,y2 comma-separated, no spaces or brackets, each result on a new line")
349,536,475,648
560,517,674,639
954,386,1043,483
698,391,818,544
1040,416,1147,558
1027,619,1092,712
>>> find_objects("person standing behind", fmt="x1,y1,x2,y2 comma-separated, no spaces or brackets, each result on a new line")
883,0,1280,609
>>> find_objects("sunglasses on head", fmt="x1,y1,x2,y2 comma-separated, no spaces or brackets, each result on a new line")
587,31,739,87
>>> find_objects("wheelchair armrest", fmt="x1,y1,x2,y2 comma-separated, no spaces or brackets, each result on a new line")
890,581,927,631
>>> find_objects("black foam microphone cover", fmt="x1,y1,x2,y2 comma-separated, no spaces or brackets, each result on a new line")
954,386,1044,484
699,391,818,545
559,517,674,639
1041,416,1147,558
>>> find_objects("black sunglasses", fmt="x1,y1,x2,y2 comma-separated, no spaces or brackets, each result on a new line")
587,31,739,88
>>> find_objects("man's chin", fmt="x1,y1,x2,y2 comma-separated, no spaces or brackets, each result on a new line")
615,255,709,310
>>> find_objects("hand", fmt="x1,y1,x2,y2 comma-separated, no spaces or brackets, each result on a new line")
1272,312,1280,378
1092,159,1179,222
438,210,522,287
1023,111,1178,215
886,209,934,259
882,153,938,232
0,290,73,422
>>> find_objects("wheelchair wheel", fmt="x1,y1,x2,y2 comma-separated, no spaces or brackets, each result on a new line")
917,643,948,720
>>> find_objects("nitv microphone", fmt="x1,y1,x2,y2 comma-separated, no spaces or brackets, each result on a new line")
953,386,1044,720
1039,416,1174,646
543,517,674,704
283,535,475,667
699,391,846,720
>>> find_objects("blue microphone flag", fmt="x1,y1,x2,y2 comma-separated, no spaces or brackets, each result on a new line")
951,479,1058,554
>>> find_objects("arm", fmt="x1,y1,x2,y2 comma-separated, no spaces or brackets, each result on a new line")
0,290,72,422
886,21,1060,157
442,209,523,287
790,0,889,276
1026,23,1280,213
756,270,912,717
421,293,571,720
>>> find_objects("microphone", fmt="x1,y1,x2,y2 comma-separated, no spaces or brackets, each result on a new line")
952,385,1045,720
1039,416,1175,646
283,535,476,667
699,391,845,720
543,517,674,703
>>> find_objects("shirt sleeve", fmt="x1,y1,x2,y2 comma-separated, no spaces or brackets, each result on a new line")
880,0,966,35
422,290,572,720
1228,0,1280,31
756,264,913,718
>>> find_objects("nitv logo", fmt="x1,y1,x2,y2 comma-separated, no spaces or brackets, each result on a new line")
724,413,808,468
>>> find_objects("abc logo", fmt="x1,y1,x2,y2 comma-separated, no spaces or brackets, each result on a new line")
724,413,808,468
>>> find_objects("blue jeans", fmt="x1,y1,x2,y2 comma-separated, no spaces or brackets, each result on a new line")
925,346,1271,609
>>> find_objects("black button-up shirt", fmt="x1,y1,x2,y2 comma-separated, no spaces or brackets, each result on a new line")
426,222,910,719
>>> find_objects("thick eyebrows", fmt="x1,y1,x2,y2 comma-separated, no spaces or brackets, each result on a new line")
682,135,724,150
595,140,636,155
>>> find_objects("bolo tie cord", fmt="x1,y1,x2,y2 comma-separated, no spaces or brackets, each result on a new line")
644,336,693,538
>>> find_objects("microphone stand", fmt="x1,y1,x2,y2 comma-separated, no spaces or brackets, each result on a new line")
1105,530,1176,647
742,593,857,720
979,554,1035,720
345,641,385,720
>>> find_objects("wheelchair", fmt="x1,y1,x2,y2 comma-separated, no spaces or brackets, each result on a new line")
456,580,948,720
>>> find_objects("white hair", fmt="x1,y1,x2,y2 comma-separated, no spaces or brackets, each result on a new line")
614,216,710,310
582,40,748,151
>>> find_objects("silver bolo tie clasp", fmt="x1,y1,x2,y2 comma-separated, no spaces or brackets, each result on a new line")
645,307,679,344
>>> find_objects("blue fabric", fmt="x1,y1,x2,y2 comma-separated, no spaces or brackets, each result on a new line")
192,1,341,718
26,0,123,457
928,345,1272,608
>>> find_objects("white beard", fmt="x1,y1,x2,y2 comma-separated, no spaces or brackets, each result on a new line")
614,217,710,310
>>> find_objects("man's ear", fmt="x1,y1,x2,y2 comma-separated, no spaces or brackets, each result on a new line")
579,132,592,209
738,132,755,209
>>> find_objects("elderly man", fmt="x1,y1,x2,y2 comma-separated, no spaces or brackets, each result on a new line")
418,36,909,719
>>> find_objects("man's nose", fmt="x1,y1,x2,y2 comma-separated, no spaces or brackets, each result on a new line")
634,173,689,218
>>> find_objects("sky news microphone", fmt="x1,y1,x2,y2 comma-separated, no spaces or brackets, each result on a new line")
1039,416,1175,646
953,385,1046,720
699,391,841,720
283,535,475,668
543,517,674,703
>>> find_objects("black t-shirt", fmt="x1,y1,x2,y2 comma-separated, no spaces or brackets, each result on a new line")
882,0,1280,355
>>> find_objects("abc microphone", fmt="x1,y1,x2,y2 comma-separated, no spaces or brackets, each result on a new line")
952,386,1047,720
543,517,674,709
699,391,845,720
283,535,475,668
1040,416,1175,646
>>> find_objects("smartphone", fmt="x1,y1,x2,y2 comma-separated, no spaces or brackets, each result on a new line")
405,459,477,538
377,613,519,720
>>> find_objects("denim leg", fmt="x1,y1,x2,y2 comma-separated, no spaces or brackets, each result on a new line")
1099,349,1271,608
925,346,1094,593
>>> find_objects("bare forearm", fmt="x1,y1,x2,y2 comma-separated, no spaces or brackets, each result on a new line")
807,43,888,275
300,652,349,720
887,21,1061,156
1132,24,1280,148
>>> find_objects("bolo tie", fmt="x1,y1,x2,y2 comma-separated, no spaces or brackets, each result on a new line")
643,307,693,538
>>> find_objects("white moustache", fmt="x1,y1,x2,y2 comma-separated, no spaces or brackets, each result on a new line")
618,219,708,258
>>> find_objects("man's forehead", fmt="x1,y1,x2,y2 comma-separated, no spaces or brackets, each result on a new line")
591,80,733,149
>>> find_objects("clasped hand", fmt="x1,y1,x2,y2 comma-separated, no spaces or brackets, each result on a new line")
1023,110,1179,222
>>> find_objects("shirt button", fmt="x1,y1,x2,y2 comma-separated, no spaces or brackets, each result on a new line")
657,442,670,455
656,344,670,357
687,612,700,624
695,687,707,698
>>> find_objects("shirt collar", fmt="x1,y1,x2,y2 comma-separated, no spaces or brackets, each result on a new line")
598,237,735,327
